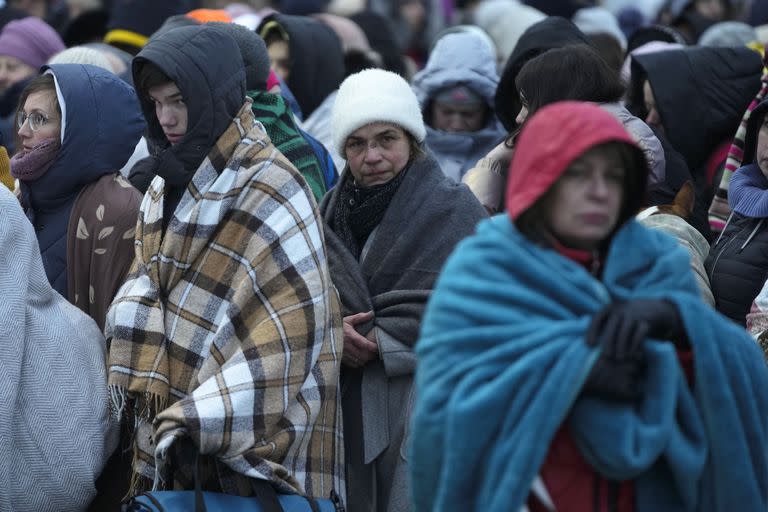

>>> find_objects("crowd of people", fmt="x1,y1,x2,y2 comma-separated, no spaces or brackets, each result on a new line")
0,0,767,510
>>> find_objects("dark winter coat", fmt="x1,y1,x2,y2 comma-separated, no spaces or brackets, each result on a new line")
705,206,768,325
320,153,486,512
19,64,144,307
630,46,762,240
630,46,761,176
705,98,768,326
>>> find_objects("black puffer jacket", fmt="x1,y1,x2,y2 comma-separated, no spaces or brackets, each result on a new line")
705,98,768,326
705,212,768,326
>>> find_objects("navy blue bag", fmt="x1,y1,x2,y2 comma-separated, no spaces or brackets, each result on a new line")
122,452,344,512
124,489,344,512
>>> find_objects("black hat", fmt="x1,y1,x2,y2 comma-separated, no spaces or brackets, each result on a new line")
105,0,194,53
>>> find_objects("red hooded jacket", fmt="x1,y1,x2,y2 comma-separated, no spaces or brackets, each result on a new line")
504,102,693,512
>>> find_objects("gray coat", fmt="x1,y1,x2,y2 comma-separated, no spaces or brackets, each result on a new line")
320,154,487,512
600,102,666,190
412,32,506,181
0,185,117,511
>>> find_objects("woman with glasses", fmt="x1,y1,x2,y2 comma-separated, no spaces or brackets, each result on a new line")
10,63,145,330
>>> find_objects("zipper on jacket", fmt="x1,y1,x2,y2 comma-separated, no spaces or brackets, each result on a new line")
712,211,735,246
708,226,742,284
739,218,765,252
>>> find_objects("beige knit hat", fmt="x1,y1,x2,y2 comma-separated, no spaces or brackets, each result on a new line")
48,46,114,72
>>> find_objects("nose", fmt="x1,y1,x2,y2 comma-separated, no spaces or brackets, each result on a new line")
17,117,31,139
446,114,465,132
363,143,383,163
157,106,176,128
589,174,611,199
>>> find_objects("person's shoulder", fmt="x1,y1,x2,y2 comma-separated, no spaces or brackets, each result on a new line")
433,171,489,218
76,173,142,225
233,138,319,214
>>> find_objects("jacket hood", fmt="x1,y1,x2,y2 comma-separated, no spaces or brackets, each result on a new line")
495,17,590,132
742,97,768,166
630,46,762,171
412,32,499,115
506,101,647,227
29,64,145,203
257,13,344,119
133,25,246,173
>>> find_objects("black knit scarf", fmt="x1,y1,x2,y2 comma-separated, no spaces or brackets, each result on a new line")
333,164,411,258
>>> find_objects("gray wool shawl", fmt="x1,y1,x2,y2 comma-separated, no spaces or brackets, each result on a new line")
0,186,116,511
320,153,487,511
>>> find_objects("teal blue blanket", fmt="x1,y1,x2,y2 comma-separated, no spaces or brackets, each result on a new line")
410,216,768,511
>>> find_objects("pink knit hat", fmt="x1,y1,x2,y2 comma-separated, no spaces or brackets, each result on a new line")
0,17,65,69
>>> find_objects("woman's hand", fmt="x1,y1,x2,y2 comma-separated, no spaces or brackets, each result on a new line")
583,303,648,401
486,140,514,169
582,299,687,401
342,311,379,368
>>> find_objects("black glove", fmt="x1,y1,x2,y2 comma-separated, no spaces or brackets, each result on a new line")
605,299,686,345
583,303,649,401
582,299,688,401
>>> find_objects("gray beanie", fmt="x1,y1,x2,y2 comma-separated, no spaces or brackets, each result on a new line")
48,46,114,72
208,22,270,91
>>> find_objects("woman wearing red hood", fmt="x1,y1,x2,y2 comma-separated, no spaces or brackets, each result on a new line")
410,101,768,512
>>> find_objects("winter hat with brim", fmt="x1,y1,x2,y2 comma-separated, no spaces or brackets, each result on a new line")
0,17,65,69
331,68,425,159
506,101,647,223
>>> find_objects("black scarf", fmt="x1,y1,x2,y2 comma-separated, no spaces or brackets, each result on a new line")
333,164,410,258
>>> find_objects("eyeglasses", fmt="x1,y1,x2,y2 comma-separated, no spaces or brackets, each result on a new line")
16,111,55,132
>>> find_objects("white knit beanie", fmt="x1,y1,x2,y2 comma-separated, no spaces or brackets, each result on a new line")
48,46,114,72
332,68,426,159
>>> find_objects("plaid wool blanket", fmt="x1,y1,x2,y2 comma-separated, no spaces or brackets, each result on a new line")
106,103,344,500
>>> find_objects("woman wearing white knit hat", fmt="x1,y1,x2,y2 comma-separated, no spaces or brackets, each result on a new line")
319,67,487,512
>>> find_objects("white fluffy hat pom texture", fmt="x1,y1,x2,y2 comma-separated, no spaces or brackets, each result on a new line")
331,68,426,158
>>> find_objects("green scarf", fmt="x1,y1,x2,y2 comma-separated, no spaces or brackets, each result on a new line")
248,91,326,201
